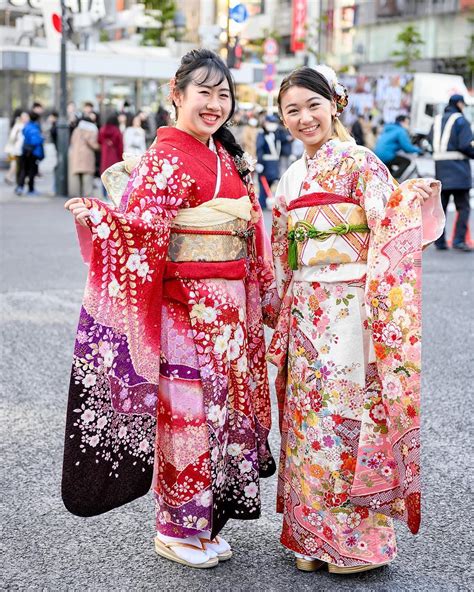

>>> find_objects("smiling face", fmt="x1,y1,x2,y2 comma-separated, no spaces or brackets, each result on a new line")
280,85,337,157
173,67,233,144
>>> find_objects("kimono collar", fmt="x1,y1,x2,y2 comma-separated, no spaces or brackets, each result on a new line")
304,137,340,166
156,126,219,176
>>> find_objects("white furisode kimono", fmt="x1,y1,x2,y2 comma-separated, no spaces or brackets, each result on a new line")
267,138,444,567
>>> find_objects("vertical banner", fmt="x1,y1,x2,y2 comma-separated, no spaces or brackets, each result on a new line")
291,0,307,53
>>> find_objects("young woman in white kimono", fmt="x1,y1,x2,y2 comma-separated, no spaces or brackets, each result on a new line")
266,66,444,574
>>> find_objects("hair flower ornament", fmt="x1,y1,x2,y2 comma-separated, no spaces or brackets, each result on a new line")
234,152,257,175
168,77,177,103
313,65,349,116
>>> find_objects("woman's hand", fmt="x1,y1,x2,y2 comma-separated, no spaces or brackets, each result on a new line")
411,180,437,203
64,198,90,228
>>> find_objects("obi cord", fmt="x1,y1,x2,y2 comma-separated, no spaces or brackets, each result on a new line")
287,219,370,270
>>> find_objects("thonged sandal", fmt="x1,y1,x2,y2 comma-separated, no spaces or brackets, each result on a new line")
154,537,219,569
295,557,325,572
199,536,233,562
328,560,392,574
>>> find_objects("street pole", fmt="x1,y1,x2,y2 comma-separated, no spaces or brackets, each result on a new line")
56,0,69,197
226,0,230,61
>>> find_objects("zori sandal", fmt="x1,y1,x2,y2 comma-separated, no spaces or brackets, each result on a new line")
328,560,392,574
295,554,325,572
154,536,219,569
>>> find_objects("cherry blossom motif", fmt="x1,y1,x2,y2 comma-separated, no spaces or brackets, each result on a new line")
82,374,97,388
381,322,403,347
96,222,111,240
89,207,103,225
81,409,95,423
244,482,259,498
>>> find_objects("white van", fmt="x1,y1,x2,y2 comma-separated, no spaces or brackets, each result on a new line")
409,73,473,136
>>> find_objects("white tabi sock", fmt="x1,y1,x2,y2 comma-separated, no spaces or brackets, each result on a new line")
200,530,231,554
155,532,214,565
295,552,319,561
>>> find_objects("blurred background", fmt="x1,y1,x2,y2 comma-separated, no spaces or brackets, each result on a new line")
0,0,473,199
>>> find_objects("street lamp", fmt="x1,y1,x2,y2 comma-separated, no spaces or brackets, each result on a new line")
56,0,69,197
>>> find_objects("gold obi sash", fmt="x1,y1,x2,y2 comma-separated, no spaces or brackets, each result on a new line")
288,200,370,282
168,196,253,263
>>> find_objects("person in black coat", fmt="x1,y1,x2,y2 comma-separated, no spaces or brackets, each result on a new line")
351,114,365,146
429,94,474,251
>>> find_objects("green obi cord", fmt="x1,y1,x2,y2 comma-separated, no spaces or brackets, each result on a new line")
287,220,370,270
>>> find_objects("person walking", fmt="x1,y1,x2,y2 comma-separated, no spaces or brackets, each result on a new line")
16,112,44,196
123,114,147,155
429,94,474,251
241,114,259,159
98,114,123,194
68,116,99,197
374,115,422,179
277,122,293,177
4,109,29,186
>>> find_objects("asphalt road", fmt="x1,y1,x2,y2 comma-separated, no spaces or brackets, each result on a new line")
1,187,473,592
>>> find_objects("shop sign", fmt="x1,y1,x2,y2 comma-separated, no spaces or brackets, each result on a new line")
291,0,307,53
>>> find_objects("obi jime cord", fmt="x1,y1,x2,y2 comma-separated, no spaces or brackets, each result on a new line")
287,220,370,270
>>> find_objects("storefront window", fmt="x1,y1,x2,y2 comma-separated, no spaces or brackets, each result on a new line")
102,78,137,113
69,76,102,112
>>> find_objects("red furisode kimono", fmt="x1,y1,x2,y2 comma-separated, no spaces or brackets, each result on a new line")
62,127,276,538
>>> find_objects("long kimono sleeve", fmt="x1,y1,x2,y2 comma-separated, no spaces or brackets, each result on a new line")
266,182,295,438
349,149,443,534
267,182,294,364
62,147,184,517
242,177,277,476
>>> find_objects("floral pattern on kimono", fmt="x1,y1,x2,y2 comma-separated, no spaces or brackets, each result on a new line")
267,139,442,566
62,127,276,538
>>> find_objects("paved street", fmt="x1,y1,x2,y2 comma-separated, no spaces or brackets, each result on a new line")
1,177,473,592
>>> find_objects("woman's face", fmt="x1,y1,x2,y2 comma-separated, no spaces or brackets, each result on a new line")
20,112,30,124
280,85,336,157
174,68,232,144
132,115,141,127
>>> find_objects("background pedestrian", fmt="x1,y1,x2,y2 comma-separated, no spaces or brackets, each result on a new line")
68,115,99,197
123,114,147,155
429,94,474,251
16,111,44,196
98,113,123,195
4,109,29,186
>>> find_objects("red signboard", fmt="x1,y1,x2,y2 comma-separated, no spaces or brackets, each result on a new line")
291,0,307,53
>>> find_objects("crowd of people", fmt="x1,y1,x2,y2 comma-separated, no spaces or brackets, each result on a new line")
2,101,170,199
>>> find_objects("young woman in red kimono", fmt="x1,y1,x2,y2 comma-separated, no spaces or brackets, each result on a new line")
63,49,276,569
266,66,444,574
